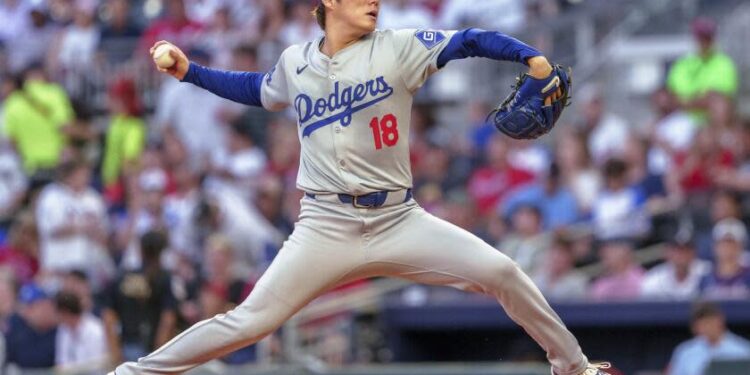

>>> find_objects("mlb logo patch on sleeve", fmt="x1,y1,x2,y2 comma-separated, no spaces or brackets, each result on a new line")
415,30,446,50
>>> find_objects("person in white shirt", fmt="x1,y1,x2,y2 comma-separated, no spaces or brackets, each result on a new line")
591,159,650,240
578,85,631,166
0,139,26,226
35,159,112,283
55,1,99,73
208,121,267,203
55,291,108,372
0,0,30,54
154,50,233,171
641,237,710,300
6,5,58,73
647,88,698,175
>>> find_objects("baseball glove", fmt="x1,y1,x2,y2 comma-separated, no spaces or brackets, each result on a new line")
488,64,572,140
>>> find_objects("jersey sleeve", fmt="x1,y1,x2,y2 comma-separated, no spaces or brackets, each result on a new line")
389,29,457,93
260,49,292,112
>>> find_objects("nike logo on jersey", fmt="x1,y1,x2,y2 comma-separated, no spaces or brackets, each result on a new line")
296,64,309,75
295,76,394,137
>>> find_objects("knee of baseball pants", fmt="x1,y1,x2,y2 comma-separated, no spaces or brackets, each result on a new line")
479,254,524,294
232,298,292,341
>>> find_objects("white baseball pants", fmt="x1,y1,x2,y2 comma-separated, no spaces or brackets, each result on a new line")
114,197,588,375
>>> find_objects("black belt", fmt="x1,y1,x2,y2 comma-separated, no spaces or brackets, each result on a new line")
304,188,413,208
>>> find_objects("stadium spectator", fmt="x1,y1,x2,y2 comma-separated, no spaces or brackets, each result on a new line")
0,270,15,330
578,84,630,166
116,168,169,270
0,0,31,50
60,270,96,315
640,237,710,300
667,17,738,127
507,139,550,177
154,49,233,170
590,240,645,301
2,63,74,175
378,0,433,30
4,4,57,73
221,45,275,150
102,230,177,361
0,211,39,284
163,162,201,261
0,138,26,230
667,302,750,375
501,162,579,230
202,234,254,311
207,121,267,204
200,5,248,69
139,0,203,57
497,204,549,274
532,234,588,301
555,130,601,215
467,134,534,217
194,187,282,276
670,127,735,197
698,218,750,299
714,121,750,193
591,158,650,241
254,175,294,238
55,291,109,371
412,145,454,210
101,78,146,204
437,190,481,236
4,284,57,370
35,159,111,283
54,1,100,73
98,0,143,64
279,0,323,47
622,136,676,215
694,190,743,260
647,88,699,175
624,136,663,193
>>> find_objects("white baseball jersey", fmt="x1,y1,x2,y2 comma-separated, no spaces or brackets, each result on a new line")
260,29,456,195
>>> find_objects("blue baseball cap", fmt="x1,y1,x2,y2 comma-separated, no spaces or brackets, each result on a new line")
18,284,50,305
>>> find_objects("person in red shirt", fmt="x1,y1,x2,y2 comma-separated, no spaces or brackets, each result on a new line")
671,127,734,194
468,134,535,216
0,211,39,285
139,0,203,56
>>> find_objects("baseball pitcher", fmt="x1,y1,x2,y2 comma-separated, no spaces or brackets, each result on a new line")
112,1,609,374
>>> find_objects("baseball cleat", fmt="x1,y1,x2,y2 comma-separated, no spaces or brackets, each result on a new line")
553,362,612,375
579,362,612,375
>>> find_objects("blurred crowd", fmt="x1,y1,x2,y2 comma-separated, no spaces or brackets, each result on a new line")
0,0,749,372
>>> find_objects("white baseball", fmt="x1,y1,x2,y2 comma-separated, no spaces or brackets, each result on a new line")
153,44,176,69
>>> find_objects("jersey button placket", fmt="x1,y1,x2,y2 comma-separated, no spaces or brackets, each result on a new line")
329,59,337,80
329,60,345,171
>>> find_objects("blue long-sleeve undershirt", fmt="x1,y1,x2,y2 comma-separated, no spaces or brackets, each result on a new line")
180,62,265,107
437,28,542,69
